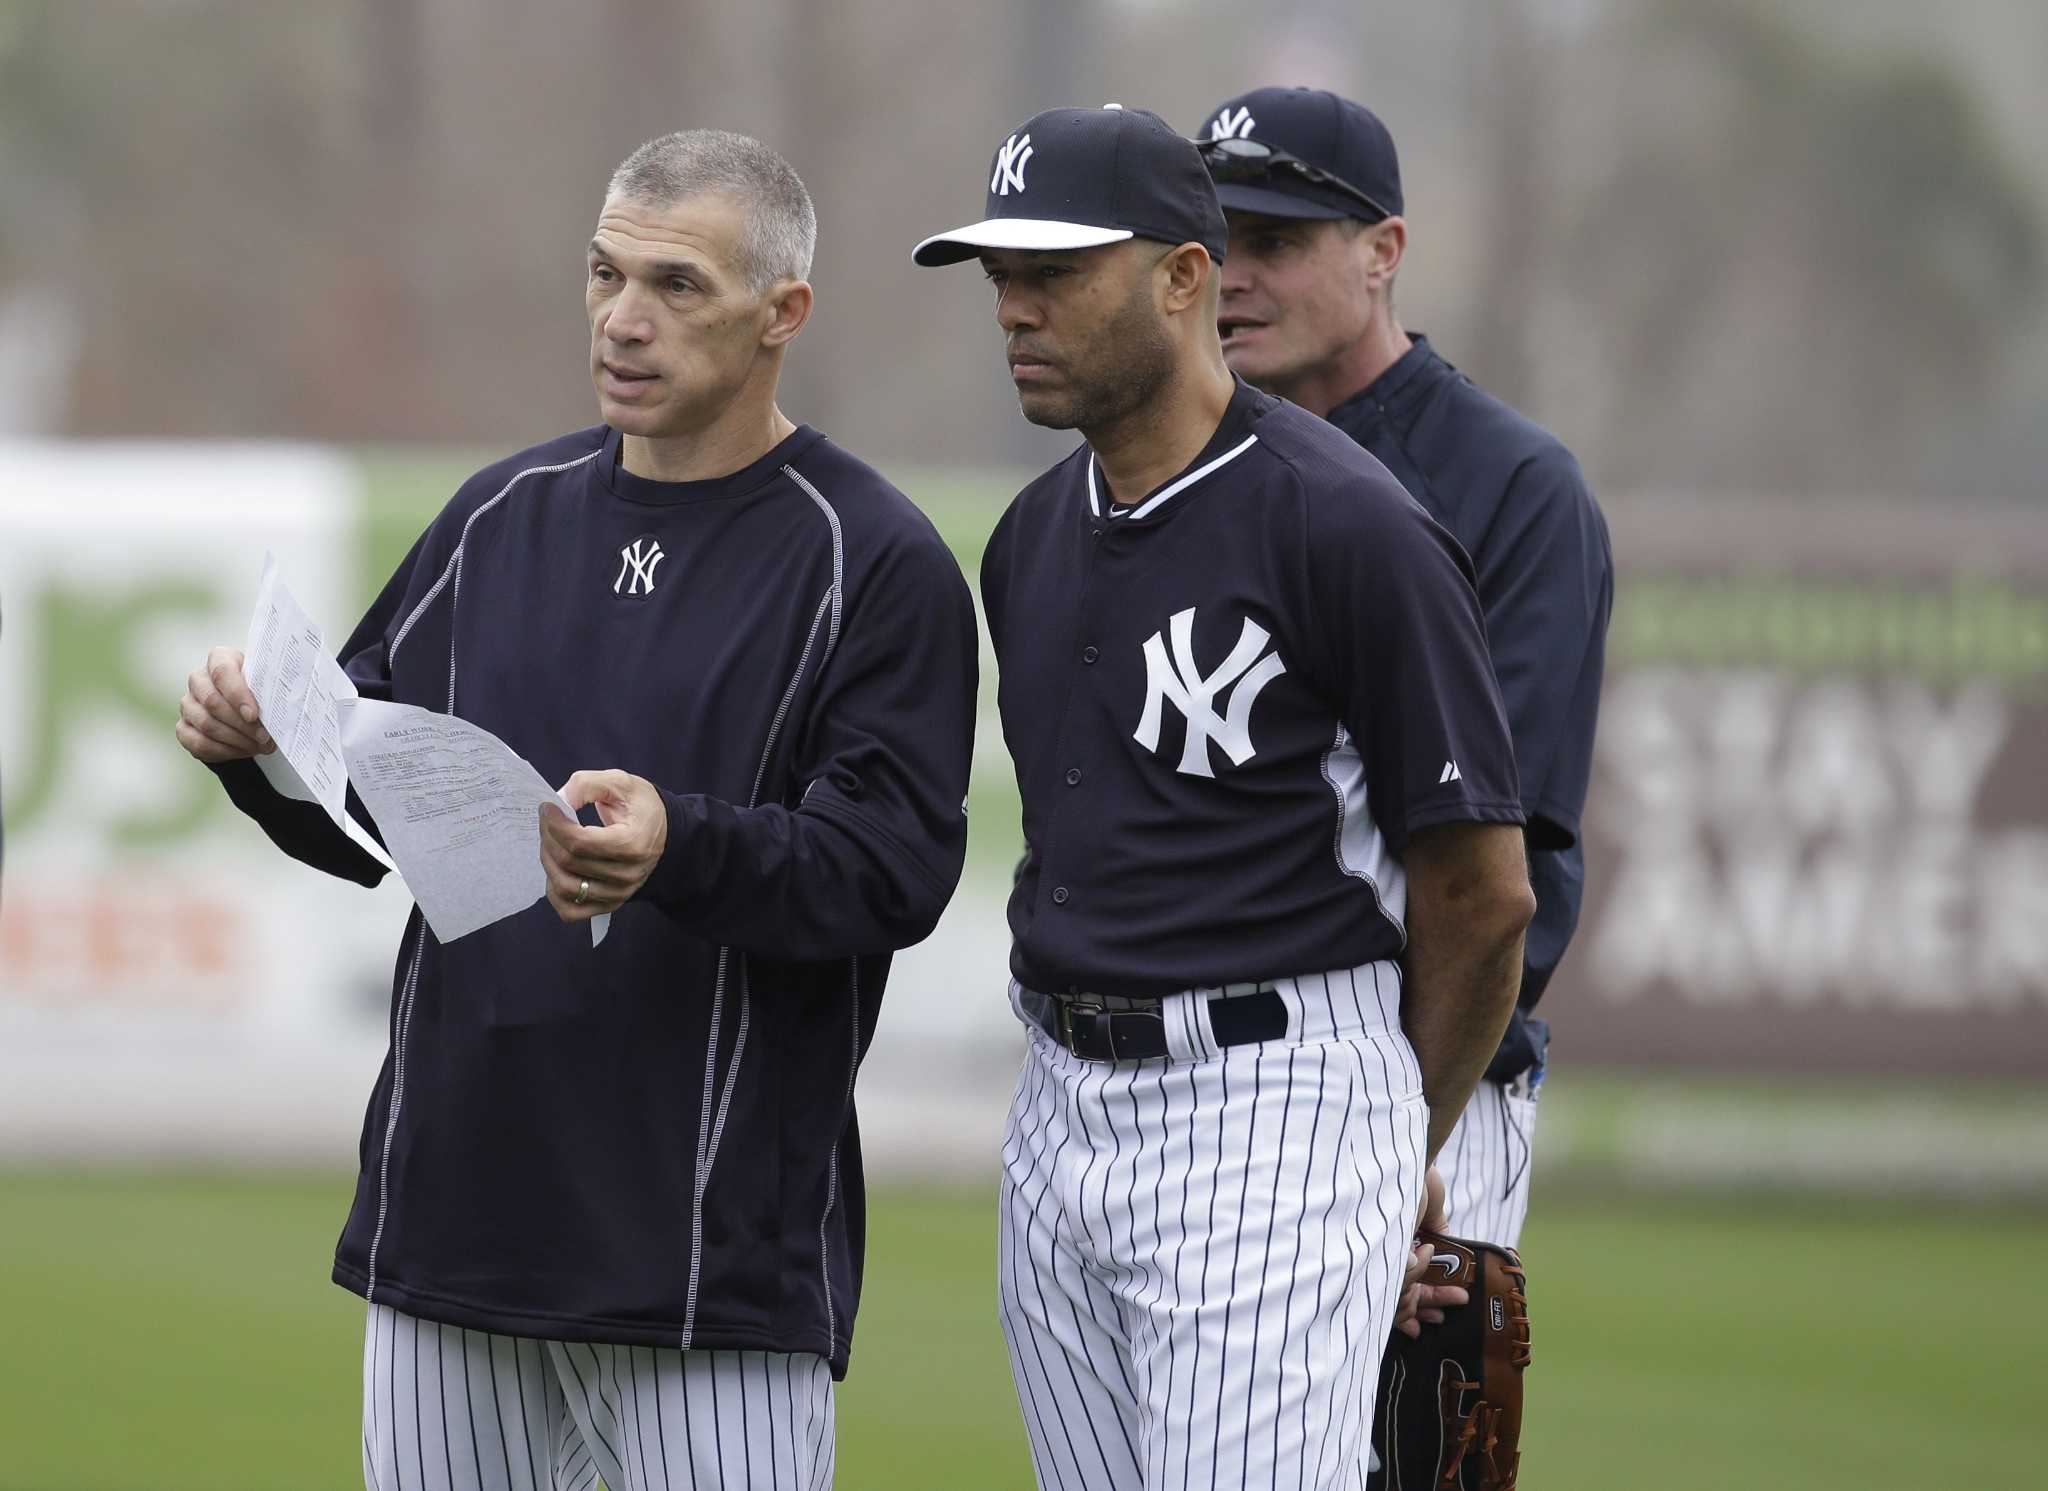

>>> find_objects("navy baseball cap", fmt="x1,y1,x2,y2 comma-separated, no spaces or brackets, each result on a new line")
913,105,1227,267
1195,86,1402,222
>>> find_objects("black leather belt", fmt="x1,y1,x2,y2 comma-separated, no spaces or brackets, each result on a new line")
1021,986,1289,1062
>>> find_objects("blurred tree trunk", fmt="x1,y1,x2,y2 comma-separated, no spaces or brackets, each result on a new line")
349,0,428,436
999,0,1100,469
1466,0,1544,408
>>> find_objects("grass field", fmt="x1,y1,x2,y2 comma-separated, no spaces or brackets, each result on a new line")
2,1171,2037,1490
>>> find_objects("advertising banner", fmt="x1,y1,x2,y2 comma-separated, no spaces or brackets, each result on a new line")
0,444,415,1158
1566,495,2048,1075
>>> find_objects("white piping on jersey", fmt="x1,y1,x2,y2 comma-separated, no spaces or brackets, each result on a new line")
1318,724,1408,948
785,462,859,1358
365,917,427,1303
681,585,832,1346
682,939,738,1353
818,954,859,1356
1085,432,1260,520
682,469,847,1348
784,465,845,653
387,448,602,675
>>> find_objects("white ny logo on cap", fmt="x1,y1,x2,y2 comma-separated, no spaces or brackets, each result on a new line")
991,133,1034,196
1211,107,1256,141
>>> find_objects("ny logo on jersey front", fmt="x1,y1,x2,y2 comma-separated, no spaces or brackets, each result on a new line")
1134,607,1287,779
1210,107,1256,141
991,133,1034,196
614,535,666,596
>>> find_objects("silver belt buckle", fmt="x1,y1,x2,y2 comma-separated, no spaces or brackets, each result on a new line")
1059,998,1103,1051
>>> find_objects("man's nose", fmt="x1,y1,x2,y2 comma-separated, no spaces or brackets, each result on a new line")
604,282,656,343
994,283,1041,335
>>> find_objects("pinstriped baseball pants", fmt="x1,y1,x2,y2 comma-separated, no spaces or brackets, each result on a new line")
361,1303,835,1491
1435,1078,1540,1249
998,963,1426,1491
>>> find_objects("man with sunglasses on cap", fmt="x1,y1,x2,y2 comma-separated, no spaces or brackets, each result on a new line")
914,104,1534,1488
1197,86,1613,1259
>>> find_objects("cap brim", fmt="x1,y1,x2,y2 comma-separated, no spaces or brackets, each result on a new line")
911,218,1136,267
1212,181,1355,221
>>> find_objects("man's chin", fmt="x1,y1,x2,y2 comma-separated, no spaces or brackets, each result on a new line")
1016,388,1085,431
596,395,675,436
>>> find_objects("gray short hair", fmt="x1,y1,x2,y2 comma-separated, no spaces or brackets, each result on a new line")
607,130,816,292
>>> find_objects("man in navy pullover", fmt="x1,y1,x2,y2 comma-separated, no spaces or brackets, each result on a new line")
176,130,977,1491
1197,87,1613,1252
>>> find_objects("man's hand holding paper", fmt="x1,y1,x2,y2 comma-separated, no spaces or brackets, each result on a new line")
334,696,611,946
539,770,670,924
176,646,275,764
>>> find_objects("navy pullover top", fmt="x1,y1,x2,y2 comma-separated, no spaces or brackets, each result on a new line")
1327,336,1612,1076
214,423,977,1377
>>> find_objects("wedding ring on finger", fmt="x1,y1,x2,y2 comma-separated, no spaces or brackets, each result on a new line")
574,879,590,906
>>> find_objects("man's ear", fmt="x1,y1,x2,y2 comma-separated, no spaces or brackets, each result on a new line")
1159,243,1215,314
761,280,814,348
1363,217,1407,292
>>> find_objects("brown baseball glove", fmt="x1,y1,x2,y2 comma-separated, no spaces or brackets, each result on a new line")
1367,1231,1531,1490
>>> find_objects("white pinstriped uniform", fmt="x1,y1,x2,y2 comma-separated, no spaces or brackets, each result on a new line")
362,1304,834,1491
998,961,1425,1491
1433,1077,1539,1250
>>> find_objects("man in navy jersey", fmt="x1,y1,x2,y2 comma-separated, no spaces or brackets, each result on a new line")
1196,86,1613,1253
914,106,1534,1489
176,130,977,1491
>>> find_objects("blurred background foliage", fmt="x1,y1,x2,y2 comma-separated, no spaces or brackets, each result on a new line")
0,0,2043,497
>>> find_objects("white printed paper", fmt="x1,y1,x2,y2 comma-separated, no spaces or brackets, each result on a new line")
242,556,602,945
243,552,393,870
336,696,610,947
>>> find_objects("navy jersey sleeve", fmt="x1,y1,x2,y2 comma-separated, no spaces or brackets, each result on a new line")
208,527,440,887
1306,478,1524,851
978,504,1016,656
1472,447,1612,850
641,531,977,959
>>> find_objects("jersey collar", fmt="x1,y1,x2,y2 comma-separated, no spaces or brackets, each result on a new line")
1327,332,1444,431
1084,378,1270,524
598,423,824,506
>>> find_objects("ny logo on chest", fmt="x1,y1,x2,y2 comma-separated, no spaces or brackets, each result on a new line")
615,535,666,597
1133,606,1287,778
